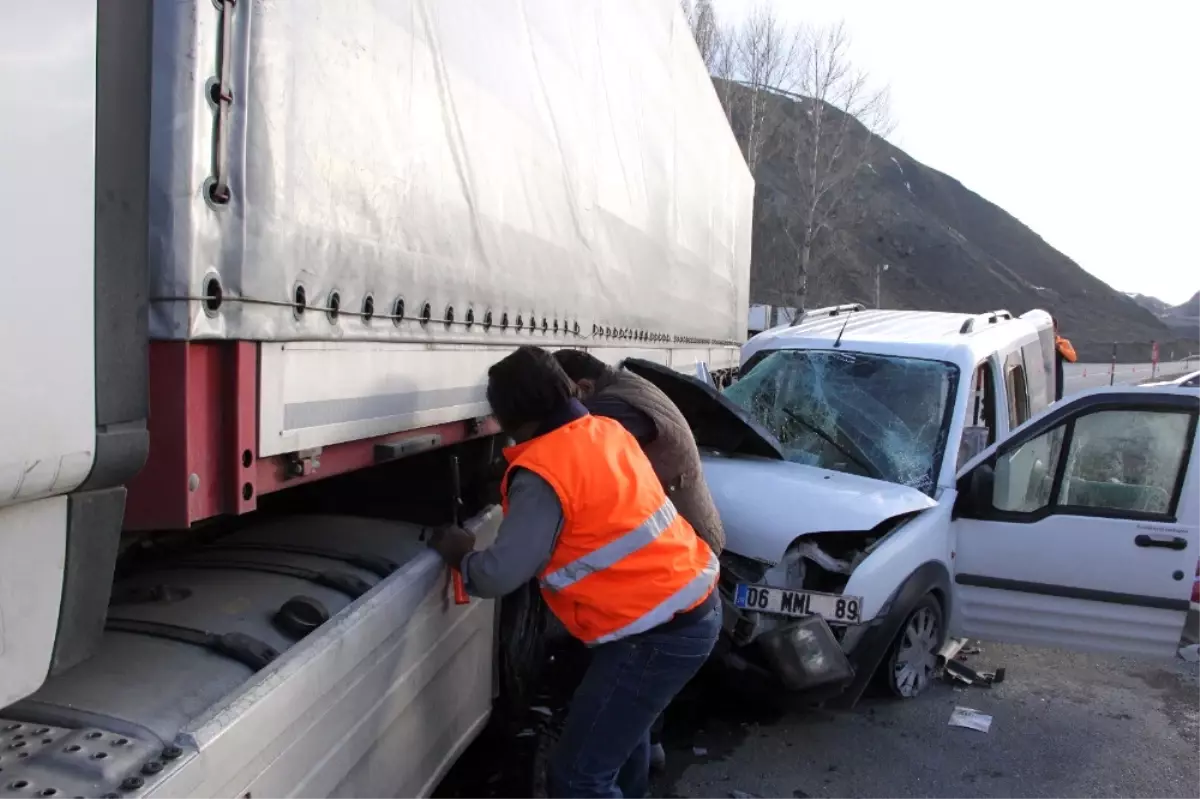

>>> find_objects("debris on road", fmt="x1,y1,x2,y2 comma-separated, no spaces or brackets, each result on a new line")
948,706,993,733
939,637,1006,689
693,746,709,756
728,791,759,798
1179,643,1200,663
937,636,969,667
943,659,1006,688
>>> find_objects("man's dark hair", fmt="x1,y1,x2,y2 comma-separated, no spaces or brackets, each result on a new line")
552,349,612,384
487,346,576,431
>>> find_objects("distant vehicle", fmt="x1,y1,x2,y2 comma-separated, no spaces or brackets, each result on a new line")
630,306,1198,706
748,303,800,337
1144,370,1200,389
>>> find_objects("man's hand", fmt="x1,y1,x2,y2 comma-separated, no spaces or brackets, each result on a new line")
428,524,476,565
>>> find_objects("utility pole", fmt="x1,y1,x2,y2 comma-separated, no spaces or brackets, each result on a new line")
876,263,889,309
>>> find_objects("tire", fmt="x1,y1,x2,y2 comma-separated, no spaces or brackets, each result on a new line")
880,593,944,699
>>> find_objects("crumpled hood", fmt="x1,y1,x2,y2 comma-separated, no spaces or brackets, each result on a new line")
701,453,938,564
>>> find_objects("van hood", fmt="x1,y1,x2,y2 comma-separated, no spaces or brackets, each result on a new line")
621,358,784,460
700,453,938,564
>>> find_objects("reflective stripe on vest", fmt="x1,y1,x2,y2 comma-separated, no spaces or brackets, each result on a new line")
541,499,679,592
590,549,719,645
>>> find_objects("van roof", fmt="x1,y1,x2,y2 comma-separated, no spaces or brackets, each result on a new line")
742,305,1053,371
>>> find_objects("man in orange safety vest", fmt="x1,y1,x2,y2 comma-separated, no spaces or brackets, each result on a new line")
429,346,720,798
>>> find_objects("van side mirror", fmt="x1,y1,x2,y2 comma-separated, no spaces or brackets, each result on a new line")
955,460,993,515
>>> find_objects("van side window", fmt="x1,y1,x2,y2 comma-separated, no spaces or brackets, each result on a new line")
958,361,996,469
991,408,1194,518
1058,410,1191,515
1021,342,1050,415
992,425,1065,512
1004,351,1030,428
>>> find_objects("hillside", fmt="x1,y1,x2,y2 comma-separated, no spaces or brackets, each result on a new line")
1171,291,1200,316
1165,292,1200,334
733,83,1197,361
1126,293,1174,317
1129,292,1200,335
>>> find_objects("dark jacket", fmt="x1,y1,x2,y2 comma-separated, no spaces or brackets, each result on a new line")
1054,335,1077,401
587,368,725,555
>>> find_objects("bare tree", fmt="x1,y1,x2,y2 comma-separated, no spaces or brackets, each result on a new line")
680,0,719,68
730,4,802,175
706,16,738,121
680,7,892,310
773,22,892,308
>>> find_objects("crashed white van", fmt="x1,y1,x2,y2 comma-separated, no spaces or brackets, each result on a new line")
627,305,1199,707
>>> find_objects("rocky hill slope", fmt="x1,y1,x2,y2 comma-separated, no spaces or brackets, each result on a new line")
736,83,1197,361
1126,293,1174,317
1129,292,1200,335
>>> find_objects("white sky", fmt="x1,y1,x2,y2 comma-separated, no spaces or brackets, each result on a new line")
710,0,1199,305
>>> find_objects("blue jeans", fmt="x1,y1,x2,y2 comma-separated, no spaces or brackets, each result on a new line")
547,601,720,798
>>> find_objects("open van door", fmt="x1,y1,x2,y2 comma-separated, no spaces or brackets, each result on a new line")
951,387,1199,657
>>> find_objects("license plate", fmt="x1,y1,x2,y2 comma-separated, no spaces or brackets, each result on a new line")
734,584,863,624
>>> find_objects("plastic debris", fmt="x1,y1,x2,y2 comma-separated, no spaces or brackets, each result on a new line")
729,791,759,798
693,746,709,756
1179,644,1200,663
943,659,1006,688
948,706,993,733
529,706,553,717
937,637,968,666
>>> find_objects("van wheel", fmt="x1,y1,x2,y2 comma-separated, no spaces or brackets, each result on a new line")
882,594,944,699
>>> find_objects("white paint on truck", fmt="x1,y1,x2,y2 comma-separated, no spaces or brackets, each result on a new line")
0,498,67,708
0,1,97,507
0,0,96,709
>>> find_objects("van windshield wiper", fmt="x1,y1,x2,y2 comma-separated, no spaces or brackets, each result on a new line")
779,407,881,480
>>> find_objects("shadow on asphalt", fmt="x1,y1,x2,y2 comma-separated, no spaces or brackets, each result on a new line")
434,661,825,798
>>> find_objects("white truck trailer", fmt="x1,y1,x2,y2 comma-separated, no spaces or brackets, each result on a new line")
0,1,752,796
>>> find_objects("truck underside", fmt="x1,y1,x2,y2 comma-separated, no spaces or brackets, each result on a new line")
1,443,505,798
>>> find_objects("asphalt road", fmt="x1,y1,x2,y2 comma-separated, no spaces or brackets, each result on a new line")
658,644,1199,799
1063,360,1196,392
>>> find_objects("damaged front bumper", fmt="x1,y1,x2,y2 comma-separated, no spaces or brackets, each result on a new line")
717,547,866,695
717,581,860,693
754,614,855,691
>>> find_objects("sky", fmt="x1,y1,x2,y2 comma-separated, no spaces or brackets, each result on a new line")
710,0,1199,306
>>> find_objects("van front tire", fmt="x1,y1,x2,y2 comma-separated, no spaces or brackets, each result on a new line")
880,593,944,699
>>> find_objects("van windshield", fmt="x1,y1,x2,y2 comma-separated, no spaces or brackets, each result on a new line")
724,350,960,494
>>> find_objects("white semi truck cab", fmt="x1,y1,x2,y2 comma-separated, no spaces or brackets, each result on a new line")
0,2,753,796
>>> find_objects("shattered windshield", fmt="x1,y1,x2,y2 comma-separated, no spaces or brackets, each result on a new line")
724,350,960,494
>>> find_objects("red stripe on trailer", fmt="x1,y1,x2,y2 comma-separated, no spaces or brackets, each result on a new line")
125,341,498,531
125,341,259,530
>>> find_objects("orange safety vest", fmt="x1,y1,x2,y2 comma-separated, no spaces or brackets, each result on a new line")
1056,335,1077,363
502,414,718,645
